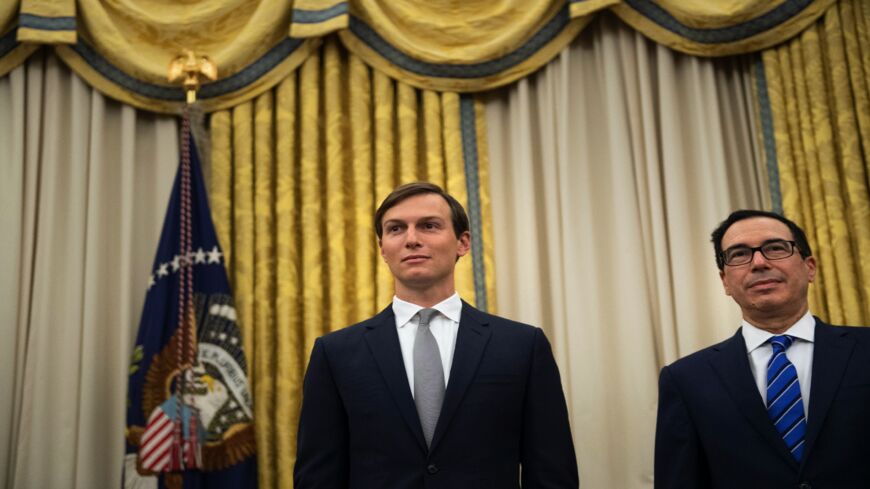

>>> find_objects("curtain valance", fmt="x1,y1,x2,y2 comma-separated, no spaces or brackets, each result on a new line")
0,0,835,113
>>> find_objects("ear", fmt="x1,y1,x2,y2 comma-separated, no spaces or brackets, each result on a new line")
379,239,386,261
804,256,817,282
719,269,733,297
456,231,471,258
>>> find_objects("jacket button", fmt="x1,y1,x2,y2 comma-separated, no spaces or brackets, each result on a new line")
798,483,811,489
427,464,438,474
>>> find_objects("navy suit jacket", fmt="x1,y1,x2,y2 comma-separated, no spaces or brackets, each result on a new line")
655,318,870,488
294,301,578,489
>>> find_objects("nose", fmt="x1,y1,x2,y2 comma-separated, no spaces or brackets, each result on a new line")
404,226,421,248
749,248,770,268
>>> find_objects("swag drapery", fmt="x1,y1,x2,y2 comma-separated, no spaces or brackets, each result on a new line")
1,0,838,111
1,1,868,489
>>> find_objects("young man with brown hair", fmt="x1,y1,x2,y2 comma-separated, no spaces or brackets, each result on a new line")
295,182,578,489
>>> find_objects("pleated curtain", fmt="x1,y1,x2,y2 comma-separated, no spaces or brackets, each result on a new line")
0,51,178,488
485,14,768,488
761,0,870,325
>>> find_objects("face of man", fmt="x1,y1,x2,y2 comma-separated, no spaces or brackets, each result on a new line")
719,217,816,330
379,193,470,302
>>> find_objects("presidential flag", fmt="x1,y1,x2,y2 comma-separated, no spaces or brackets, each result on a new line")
124,115,257,488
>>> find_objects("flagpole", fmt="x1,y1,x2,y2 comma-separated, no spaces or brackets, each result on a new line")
125,51,255,488
168,51,217,474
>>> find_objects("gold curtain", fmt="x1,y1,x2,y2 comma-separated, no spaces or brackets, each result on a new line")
612,0,837,56
291,0,604,92
760,0,870,325
0,1,39,75
16,0,75,43
2,0,837,111
208,36,495,488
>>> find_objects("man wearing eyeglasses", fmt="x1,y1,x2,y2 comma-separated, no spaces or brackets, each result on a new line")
654,209,870,489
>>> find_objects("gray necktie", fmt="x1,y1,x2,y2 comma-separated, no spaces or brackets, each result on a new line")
413,308,444,448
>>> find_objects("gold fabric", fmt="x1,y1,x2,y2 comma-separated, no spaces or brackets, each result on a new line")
0,40,38,79
52,0,321,113
288,0,608,91
336,11,593,92
572,0,621,18
612,0,837,56
761,0,870,325
0,1,16,31
343,0,582,63
288,0,348,37
2,0,603,109
290,0,616,58
17,0,76,44
0,0,845,109
0,3,38,77
208,37,495,489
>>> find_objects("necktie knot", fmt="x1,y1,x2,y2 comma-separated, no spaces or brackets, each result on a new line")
768,335,795,353
417,308,439,328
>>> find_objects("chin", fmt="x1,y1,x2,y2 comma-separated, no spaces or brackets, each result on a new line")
748,299,789,314
398,274,435,287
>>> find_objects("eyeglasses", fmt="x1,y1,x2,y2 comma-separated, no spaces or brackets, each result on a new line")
721,240,798,266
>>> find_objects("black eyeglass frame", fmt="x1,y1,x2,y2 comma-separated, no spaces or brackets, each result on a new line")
719,240,799,267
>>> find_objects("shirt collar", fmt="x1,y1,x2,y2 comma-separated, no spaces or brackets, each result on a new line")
393,292,462,328
742,311,815,353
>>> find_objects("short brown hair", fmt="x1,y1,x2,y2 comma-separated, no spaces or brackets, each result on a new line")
374,182,470,239
711,209,812,270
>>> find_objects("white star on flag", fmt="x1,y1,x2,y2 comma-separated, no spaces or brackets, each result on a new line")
207,246,223,264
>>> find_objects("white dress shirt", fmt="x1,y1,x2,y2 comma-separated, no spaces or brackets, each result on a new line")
742,311,815,415
392,293,461,396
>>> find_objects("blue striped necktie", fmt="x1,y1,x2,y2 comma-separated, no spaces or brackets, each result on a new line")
766,335,806,462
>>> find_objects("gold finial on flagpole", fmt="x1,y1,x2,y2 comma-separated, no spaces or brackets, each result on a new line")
168,50,217,104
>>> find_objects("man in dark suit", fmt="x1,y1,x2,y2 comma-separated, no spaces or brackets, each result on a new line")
294,182,578,489
655,209,870,488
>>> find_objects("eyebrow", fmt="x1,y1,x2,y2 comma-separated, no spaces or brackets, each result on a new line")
723,238,791,250
383,216,444,225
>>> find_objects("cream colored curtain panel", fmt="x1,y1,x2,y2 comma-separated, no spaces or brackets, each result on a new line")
758,0,870,326
1,0,835,112
207,37,495,489
485,15,768,489
0,51,179,488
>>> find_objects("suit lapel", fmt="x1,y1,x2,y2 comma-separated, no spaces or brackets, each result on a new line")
429,301,491,453
802,319,854,462
363,307,428,453
709,328,799,470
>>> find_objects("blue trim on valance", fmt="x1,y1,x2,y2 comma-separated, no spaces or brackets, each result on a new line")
200,38,305,98
625,0,814,44
73,41,183,100
348,4,571,79
0,29,17,58
71,37,305,101
292,3,349,24
19,14,76,31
